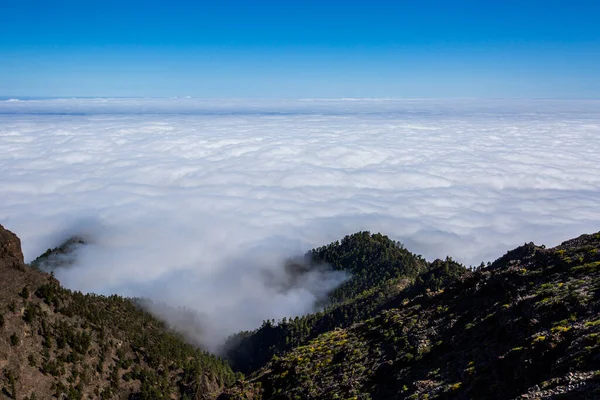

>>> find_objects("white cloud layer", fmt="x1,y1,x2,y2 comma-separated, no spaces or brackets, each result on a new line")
2,98,600,347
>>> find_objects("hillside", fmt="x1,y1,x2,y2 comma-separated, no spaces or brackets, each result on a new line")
224,232,433,373
3,224,600,399
222,233,600,399
0,224,237,400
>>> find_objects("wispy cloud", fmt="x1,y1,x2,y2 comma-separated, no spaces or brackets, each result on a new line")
1,98,599,347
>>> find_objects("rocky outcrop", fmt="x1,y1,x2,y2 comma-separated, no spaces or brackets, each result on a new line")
0,224,25,270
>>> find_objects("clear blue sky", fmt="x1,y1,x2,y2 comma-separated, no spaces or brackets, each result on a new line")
1,0,599,98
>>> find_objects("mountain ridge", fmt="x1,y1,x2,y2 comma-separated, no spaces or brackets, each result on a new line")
221,232,600,399
0,224,237,400
2,224,600,399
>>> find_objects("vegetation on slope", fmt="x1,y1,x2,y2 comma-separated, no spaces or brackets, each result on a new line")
29,237,86,272
222,233,600,399
225,232,432,373
309,232,428,303
0,224,236,400
4,223,600,399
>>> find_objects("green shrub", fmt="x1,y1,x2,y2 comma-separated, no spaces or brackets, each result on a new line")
19,286,30,299
10,333,19,346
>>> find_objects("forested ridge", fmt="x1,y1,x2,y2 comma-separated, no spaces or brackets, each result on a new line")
222,233,600,399
0,225,237,399
2,224,600,399
224,232,435,373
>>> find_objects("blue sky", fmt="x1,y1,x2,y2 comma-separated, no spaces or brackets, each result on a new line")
1,1,599,98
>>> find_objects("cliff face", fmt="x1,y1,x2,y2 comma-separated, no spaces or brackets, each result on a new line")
0,224,25,270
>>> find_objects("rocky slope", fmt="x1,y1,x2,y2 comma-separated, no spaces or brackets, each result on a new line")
3,223,600,399
0,224,236,400
222,233,600,399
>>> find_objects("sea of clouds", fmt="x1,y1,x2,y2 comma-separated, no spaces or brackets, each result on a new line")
1,98,600,348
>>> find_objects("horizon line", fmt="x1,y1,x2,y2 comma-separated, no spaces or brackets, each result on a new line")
2,96,600,101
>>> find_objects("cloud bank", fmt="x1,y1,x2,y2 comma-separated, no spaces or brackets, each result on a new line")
1,98,600,347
